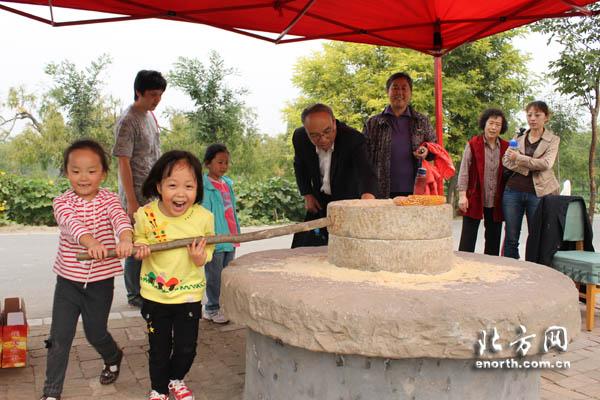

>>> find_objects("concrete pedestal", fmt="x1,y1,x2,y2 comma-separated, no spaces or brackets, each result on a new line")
245,329,541,400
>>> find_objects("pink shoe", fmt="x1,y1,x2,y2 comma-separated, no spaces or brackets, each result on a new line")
148,390,168,400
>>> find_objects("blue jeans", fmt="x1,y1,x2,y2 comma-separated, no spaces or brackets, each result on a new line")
124,256,142,302
204,250,235,314
502,188,541,259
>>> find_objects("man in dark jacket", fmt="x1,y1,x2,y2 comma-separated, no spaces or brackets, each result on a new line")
292,103,378,247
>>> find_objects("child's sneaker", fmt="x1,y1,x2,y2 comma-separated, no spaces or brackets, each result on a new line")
203,309,229,324
148,390,168,400
168,379,194,400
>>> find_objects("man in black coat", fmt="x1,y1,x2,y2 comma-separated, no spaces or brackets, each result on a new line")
291,103,379,248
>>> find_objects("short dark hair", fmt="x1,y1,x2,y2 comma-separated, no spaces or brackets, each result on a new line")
526,100,550,116
142,150,204,203
204,143,229,165
386,72,413,91
62,139,109,175
301,103,335,124
478,108,508,134
134,70,167,100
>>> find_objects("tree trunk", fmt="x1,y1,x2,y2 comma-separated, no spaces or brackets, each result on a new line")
588,87,599,223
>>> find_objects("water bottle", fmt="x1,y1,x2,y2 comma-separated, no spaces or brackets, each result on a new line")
509,139,519,150
413,167,428,195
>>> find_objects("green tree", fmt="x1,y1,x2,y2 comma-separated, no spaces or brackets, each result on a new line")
534,6,600,219
167,51,254,150
161,111,203,155
45,54,117,142
0,56,119,178
442,32,530,152
0,88,70,175
0,86,40,143
231,132,293,179
545,98,583,184
165,51,293,181
5,104,69,174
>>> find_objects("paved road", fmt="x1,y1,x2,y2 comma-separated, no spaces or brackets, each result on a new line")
1,219,599,318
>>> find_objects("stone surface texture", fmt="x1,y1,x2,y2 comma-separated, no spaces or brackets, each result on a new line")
328,234,453,273
222,248,581,360
326,200,453,273
327,200,452,240
244,329,541,400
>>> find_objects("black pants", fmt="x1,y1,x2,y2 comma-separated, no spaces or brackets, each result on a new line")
141,299,202,394
44,276,120,397
458,207,502,256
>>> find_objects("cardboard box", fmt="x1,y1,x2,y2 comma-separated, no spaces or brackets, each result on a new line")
1,297,28,368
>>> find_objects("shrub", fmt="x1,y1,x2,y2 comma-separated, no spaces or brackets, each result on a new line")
0,172,71,226
0,172,305,227
235,176,304,225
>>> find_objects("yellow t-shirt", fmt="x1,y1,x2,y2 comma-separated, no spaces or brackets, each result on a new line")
133,201,215,304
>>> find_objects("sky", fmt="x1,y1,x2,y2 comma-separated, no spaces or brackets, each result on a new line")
0,4,560,137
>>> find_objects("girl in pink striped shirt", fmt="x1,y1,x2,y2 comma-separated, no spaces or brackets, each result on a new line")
41,140,133,400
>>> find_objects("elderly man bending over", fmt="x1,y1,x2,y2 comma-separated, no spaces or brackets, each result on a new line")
291,103,378,248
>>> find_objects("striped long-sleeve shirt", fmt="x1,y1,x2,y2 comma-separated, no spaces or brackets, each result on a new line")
53,188,132,283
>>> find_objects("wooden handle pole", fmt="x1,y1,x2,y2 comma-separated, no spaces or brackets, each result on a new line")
76,217,329,261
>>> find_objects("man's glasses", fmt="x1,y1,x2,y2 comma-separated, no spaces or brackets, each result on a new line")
308,128,333,141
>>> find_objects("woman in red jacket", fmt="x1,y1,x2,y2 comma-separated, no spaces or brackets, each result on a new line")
457,108,509,255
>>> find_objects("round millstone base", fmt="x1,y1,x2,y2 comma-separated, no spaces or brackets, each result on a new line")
222,247,580,360
244,329,541,400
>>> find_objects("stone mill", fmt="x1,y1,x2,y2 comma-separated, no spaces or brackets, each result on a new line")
221,199,580,400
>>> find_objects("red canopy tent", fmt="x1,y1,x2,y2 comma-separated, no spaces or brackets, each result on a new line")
2,0,599,143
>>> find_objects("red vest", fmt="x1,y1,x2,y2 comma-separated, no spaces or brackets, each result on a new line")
464,135,508,222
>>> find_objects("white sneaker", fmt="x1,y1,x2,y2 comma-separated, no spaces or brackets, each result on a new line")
203,309,229,324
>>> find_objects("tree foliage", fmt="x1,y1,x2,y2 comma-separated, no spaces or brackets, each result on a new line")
533,5,600,219
1,55,118,176
167,51,252,150
166,51,293,179
0,89,71,175
0,87,40,142
545,98,584,184
45,54,117,140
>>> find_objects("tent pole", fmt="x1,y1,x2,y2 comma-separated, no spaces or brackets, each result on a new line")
434,56,443,146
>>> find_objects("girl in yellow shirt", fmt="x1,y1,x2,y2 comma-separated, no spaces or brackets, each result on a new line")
133,150,214,400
